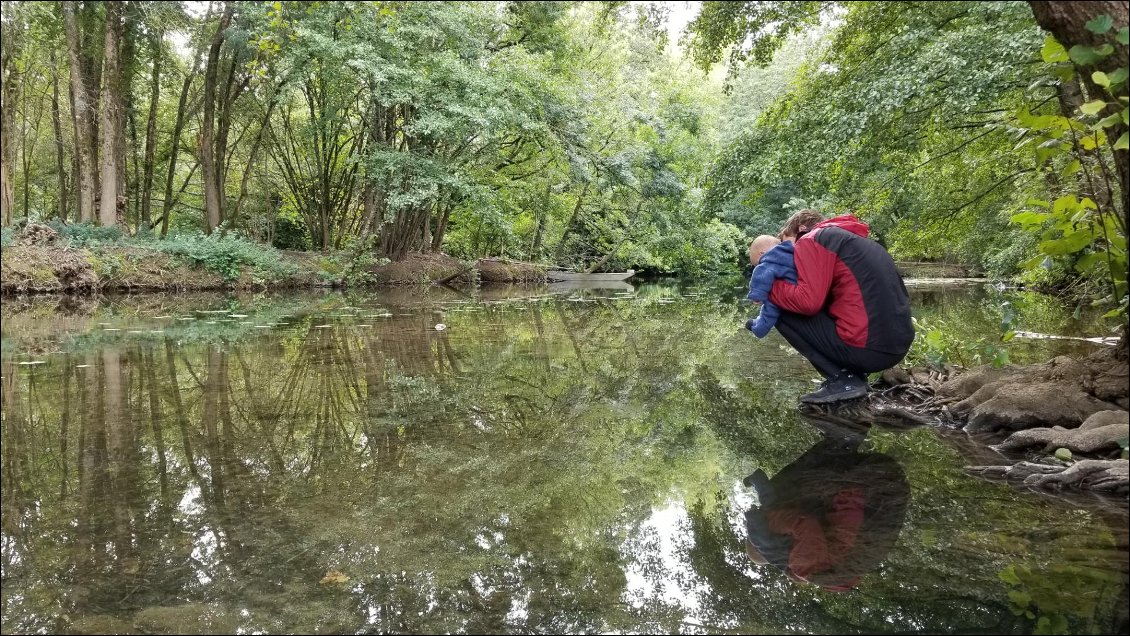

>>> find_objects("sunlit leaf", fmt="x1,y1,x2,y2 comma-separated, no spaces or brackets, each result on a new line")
1040,36,1069,63
1079,100,1107,116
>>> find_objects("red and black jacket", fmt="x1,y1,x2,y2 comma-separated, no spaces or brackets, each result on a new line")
769,215,913,353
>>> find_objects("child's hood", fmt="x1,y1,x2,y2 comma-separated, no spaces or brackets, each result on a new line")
761,240,795,269
813,214,869,238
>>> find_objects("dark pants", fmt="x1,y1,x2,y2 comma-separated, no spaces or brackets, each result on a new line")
776,311,908,379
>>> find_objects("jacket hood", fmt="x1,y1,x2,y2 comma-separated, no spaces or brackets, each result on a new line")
812,214,869,238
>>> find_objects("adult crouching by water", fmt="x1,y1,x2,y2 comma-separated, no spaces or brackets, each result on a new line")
763,209,913,404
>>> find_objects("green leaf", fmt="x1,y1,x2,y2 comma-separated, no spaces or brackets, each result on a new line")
998,566,1022,585
1093,71,1111,88
1052,195,1078,216
1084,14,1113,34
1109,67,1129,86
1025,198,1049,208
1008,590,1032,607
1010,211,1048,227
1040,36,1069,63
1061,159,1082,178
1041,231,1094,256
1115,132,1129,150
1119,27,1129,45
1074,251,1107,274
1069,45,1104,66
1080,99,1107,115
1093,113,1123,130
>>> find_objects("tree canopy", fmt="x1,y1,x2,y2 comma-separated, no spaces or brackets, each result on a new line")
0,0,1126,315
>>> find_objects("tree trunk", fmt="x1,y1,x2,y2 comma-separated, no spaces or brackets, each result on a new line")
51,54,70,223
160,30,207,237
98,1,124,227
432,198,454,252
140,30,162,229
201,2,234,235
64,2,98,224
228,89,279,232
554,183,590,264
1029,0,1129,228
117,3,134,225
0,55,14,227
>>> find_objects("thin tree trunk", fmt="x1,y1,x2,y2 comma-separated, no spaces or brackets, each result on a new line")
140,30,162,229
228,91,279,232
98,0,123,227
0,69,14,227
554,183,590,264
118,3,134,225
51,54,70,223
160,31,207,238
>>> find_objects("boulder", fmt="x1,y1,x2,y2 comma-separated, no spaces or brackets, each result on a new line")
964,381,1122,434
994,410,1129,455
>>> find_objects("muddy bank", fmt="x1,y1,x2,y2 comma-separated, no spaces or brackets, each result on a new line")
1,231,546,294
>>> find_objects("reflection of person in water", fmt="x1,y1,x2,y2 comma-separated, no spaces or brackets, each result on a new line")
742,425,910,591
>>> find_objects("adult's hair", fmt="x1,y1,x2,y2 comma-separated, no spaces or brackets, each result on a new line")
779,209,825,240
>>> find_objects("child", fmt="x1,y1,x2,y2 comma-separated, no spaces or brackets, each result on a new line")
745,234,797,338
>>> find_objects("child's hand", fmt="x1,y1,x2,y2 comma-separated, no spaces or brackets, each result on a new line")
744,318,756,332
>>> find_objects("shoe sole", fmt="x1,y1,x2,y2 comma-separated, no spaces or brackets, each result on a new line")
799,387,869,404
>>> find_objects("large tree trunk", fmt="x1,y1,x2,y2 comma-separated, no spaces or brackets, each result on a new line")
1028,1,1128,353
200,2,234,235
140,29,162,229
65,2,98,224
98,0,123,227
0,5,21,227
1028,1,1129,227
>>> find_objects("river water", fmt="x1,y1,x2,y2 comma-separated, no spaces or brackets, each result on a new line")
1,280,1125,634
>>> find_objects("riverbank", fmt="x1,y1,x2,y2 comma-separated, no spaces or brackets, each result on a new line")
0,222,546,294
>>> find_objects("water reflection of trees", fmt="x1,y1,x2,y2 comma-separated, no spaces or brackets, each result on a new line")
2,295,1125,634
1,298,741,633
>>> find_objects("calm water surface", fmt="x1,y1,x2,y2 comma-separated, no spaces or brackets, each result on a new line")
1,280,1126,634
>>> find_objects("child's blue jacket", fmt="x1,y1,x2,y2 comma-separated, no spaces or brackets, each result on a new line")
747,241,797,338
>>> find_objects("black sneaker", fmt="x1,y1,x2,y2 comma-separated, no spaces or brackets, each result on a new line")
799,373,869,404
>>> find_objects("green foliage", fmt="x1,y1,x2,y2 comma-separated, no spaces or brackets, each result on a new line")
908,302,1017,370
998,562,1118,635
0,227,13,248
48,221,127,245
1005,26,1128,316
683,0,824,81
156,233,299,282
